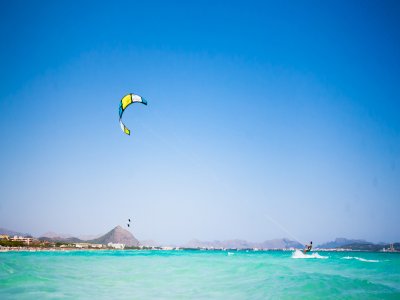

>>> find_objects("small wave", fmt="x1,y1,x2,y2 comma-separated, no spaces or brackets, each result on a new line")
0,263,15,274
292,250,328,259
227,252,235,256
341,256,379,263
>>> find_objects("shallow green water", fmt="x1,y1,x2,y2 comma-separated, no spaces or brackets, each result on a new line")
0,250,399,299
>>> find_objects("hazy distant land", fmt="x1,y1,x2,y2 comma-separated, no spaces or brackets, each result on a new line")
1,227,398,251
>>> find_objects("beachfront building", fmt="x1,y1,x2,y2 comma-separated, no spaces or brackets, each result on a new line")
74,243,91,248
107,243,125,249
74,243,104,249
0,235,9,240
161,246,175,250
9,236,34,245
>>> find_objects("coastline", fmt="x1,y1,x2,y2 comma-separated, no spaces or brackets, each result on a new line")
1,246,399,253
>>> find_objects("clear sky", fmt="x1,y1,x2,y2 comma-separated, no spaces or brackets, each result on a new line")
1,0,399,245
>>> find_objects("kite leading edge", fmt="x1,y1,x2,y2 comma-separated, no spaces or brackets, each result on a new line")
119,93,147,135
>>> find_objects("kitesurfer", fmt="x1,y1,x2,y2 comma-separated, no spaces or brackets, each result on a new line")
303,241,312,254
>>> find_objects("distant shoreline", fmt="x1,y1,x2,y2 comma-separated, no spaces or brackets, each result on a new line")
1,247,399,253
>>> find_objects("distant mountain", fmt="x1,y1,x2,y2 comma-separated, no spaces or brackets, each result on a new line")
0,227,31,237
88,226,140,247
338,242,400,251
259,238,303,249
339,242,382,251
182,238,303,249
10,226,140,245
183,239,219,249
41,232,73,239
183,239,252,249
315,238,400,251
40,231,101,242
78,234,102,241
140,240,160,247
38,236,84,243
223,239,254,249
317,238,367,249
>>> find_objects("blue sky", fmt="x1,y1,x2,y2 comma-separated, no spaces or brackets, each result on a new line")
0,0,399,245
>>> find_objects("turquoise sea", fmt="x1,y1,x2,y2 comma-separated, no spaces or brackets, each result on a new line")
0,250,399,299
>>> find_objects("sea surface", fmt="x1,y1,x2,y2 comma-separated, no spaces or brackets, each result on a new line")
0,249,399,299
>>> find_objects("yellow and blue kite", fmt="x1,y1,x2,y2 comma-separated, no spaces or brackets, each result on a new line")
118,93,147,135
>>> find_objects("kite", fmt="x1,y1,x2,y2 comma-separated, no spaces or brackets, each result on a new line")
119,93,147,135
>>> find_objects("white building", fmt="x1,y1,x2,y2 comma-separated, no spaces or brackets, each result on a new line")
107,243,125,249
74,243,90,248
74,243,103,249
9,236,33,245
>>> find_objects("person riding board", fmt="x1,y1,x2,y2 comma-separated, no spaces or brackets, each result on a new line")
303,241,312,254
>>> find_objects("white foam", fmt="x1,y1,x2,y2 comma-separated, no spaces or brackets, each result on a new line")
341,256,379,263
292,250,328,259
227,252,235,256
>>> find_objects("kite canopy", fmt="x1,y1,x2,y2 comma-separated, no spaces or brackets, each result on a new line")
119,93,147,135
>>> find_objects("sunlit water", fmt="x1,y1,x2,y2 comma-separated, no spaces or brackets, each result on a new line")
1,250,399,299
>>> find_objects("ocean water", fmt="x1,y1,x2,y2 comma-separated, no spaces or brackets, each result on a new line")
0,250,399,299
